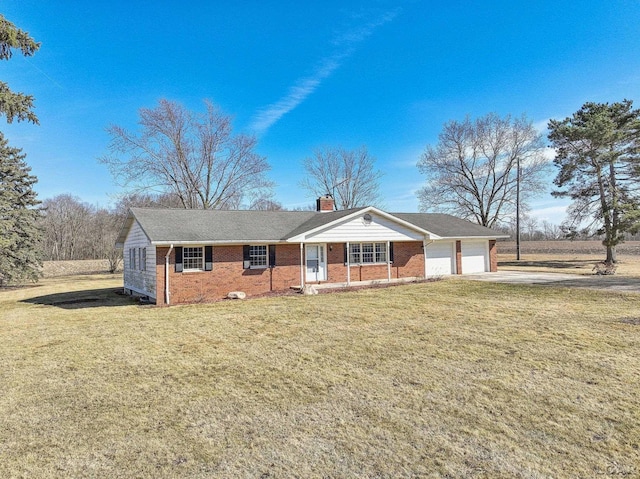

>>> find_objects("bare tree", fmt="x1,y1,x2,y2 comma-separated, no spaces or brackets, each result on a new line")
417,113,549,227
248,197,283,211
40,195,93,261
100,99,273,209
91,207,123,273
112,191,184,217
40,195,123,271
300,145,383,210
542,220,563,240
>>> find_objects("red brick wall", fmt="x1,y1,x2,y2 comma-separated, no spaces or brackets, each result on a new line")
155,241,427,305
155,244,301,305
489,240,498,272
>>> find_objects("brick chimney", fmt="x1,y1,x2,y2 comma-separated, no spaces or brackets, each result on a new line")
316,194,335,212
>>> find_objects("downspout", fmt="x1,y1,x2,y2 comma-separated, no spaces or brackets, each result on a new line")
423,238,434,279
165,244,174,305
299,243,305,290
346,241,351,286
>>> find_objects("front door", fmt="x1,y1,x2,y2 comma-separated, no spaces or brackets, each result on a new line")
305,244,327,282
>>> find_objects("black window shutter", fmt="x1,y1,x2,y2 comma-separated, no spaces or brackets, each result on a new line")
389,242,394,263
269,245,276,268
205,246,213,271
243,245,250,269
175,246,183,272
344,244,348,265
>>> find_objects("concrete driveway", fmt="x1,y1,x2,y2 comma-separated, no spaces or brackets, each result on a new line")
462,271,640,293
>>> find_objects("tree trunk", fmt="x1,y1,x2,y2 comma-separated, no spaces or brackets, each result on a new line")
606,244,617,263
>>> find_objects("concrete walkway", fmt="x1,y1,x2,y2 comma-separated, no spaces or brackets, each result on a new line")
310,276,423,291
462,271,640,293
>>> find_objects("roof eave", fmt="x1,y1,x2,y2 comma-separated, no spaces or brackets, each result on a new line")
285,206,435,242
150,239,289,246
435,234,511,240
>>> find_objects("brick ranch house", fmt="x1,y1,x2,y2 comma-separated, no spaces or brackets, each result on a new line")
116,196,507,305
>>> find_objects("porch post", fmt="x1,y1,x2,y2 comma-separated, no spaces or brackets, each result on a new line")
346,241,351,286
386,241,391,282
299,243,305,288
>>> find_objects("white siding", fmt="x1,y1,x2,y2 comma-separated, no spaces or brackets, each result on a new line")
306,212,424,242
123,220,156,299
426,241,455,276
461,240,488,274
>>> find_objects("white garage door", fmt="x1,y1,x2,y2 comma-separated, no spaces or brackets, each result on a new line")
426,242,455,276
461,241,488,274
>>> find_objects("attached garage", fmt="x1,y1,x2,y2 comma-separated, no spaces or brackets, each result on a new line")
461,240,489,274
426,241,455,276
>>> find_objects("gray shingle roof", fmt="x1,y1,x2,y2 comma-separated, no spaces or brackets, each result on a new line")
283,208,362,239
124,208,316,244
116,207,506,246
391,213,502,238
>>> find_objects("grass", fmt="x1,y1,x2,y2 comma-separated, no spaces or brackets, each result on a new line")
1,274,640,478
499,252,640,277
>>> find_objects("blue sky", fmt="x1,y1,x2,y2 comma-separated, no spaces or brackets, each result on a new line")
3,1,640,223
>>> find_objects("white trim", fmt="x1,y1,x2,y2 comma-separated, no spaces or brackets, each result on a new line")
286,207,436,242
165,244,173,305
182,245,205,272
436,235,509,240
151,239,285,246
150,235,505,246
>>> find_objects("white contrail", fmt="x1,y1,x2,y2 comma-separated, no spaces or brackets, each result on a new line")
249,9,399,136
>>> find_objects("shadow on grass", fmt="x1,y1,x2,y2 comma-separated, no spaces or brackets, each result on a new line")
22,288,138,309
499,259,595,270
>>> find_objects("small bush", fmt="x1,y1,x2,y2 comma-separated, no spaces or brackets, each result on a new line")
592,261,617,275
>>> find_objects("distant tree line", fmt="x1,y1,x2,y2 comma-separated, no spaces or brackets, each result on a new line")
37,192,185,271
496,216,640,242
37,191,296,269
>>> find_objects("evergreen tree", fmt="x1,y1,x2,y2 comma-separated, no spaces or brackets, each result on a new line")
0,14,40,124
548,100,640,263
0,16,42,284
0,133,41,284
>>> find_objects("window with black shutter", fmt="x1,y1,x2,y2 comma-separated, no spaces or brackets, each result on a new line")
205,246,213,271
269,245,276,268
175,247,183,272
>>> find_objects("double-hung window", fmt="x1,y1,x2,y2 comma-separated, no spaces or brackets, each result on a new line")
349,242,387,264
139,247,146,271
183,246,204,271
130,248,136,270
375,243,387,263
249,245,267,268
